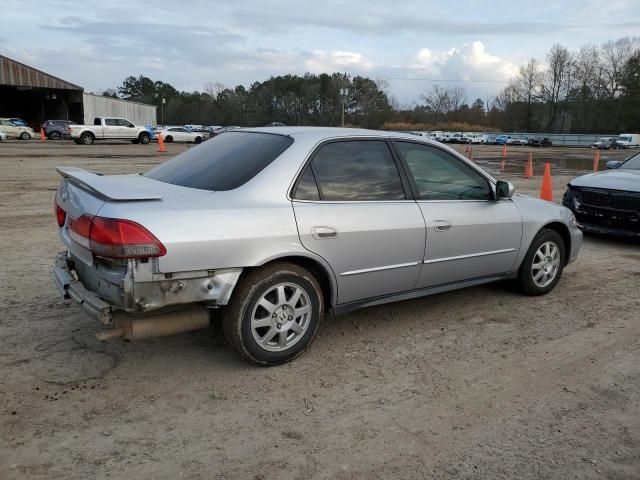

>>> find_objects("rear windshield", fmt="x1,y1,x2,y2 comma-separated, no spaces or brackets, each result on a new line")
144,131,294,191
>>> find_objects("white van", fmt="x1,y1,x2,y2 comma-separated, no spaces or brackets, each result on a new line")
614,133,640,149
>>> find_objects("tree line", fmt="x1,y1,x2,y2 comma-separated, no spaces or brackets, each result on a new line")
102,36,640,133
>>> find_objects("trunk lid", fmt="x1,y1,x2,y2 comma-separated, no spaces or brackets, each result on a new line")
56,167,194,266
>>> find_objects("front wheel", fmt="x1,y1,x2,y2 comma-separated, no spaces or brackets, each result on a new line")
138,132,150,144
222,262,323,365
516,228,565,295
49,131,61,140
194,136,202,144
20,132,31,140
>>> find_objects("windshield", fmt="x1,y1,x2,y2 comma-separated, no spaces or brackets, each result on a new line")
620,152,640,170
144,131,294,191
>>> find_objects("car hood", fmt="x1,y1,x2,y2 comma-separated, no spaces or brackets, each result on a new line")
569,169,640,192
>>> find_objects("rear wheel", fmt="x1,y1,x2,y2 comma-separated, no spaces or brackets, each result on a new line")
138,132,150,144
222,262,323,365
80,132,94,145
164,135,173,143
517,228,565,296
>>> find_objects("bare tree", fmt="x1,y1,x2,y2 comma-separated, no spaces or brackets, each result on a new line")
421,84,451,121
448,87,467,113
540,44,574,130
514,58,542,130
600,37,640,97
204,82,226,99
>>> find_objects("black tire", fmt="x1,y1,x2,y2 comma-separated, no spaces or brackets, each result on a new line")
138,132,151,144
164,135,173,143
20,132,31,140
80,132,94,145
49,131,61,140
194,136,202,144
516,228,566,296
221,262,323,366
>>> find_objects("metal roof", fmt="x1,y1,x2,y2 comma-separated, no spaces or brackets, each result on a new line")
0,54,83,91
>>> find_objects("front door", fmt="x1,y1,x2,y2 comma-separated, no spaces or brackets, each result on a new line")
392,140,523,287
292,139,426,305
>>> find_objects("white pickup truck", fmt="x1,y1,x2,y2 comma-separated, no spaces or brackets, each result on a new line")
69,117,152,145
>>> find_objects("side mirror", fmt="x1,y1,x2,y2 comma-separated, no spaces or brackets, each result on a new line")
496,180,515,199
606,160,621,169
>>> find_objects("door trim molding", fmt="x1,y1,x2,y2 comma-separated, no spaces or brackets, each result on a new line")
340,261,420,277
423,248,516,265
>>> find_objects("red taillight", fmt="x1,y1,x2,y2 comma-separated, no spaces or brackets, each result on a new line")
55,201,66,227
66,214,166,259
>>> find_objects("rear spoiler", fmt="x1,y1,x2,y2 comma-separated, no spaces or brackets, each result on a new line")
56,167,163,201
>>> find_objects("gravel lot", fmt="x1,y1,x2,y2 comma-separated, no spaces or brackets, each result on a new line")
1,140,639,479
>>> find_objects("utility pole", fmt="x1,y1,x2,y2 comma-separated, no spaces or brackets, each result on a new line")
340,73,348,127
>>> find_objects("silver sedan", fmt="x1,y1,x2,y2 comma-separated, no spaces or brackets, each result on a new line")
53,127,582,365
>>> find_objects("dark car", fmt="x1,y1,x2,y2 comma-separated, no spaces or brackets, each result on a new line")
528,137,552,147
597,138,619,150
563,152,640,237
42,120,77,140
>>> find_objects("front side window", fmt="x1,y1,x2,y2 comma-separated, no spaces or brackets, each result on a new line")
303,140,405,201
395,141,491,201
105,119,118,126
145,132,293,191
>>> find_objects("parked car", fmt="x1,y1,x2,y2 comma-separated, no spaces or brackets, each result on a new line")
42,120,77,140
209,126,241,138
563,151,640,237
0,118,35,140
511,136,529,146
469,133,488,144
529,137,552,147
459,133,473,143
614,133,640,149
69,117,152,145
53,127,582,365
157,126,204,144
495,135,513,145
591,137,614,149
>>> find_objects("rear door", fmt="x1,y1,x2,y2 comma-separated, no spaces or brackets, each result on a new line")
292,139,426,305
393,140,522,287
102,118,120,138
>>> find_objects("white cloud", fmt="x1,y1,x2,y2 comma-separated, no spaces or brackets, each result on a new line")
304,50,373,73
410,41,518,82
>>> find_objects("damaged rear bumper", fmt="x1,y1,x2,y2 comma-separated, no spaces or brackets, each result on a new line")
54,251,242,324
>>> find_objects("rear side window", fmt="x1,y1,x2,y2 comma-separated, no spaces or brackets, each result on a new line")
298,140,405,201
145,132,294,191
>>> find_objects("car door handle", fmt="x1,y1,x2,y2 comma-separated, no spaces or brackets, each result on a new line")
434,220,452,232
312,226,338,239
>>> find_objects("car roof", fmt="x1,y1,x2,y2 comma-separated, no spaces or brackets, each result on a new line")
240,126,433,143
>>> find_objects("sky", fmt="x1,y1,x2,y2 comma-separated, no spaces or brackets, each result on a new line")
2,0,639,106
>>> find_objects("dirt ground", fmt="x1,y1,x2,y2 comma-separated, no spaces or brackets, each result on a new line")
1,139,639,479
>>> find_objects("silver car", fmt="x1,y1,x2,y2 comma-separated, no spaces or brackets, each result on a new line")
53,127,582,365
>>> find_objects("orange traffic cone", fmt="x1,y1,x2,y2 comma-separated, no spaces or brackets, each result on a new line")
539,162,553,202
468,145,473,160
40,128,46,142
500,159,506,173
524,152,534,178
465,142,470,153
158,132,166,152
501,143,507,157
593,149,600,172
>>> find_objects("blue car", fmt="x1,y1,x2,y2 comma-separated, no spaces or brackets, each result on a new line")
495,135,512,145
